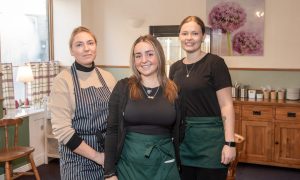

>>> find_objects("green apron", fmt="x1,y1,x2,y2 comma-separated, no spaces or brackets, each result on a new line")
117,132,180,180
180,117,228,169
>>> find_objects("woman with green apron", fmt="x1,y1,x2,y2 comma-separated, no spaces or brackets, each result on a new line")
104,35,181,180
169,16,236,180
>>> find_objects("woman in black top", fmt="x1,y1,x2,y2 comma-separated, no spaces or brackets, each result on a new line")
104,35,181,180
169,16,236,180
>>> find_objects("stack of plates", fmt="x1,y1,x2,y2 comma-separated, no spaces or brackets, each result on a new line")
286,88,300,100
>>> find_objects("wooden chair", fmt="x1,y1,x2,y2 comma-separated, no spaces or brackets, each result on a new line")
0,118,40,180
227,133,245,180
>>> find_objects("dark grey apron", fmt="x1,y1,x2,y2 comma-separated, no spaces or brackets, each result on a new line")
59,64,111,180
117,132,180,180
180,117,228,169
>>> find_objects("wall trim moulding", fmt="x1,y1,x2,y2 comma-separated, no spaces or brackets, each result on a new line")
96,65,300,72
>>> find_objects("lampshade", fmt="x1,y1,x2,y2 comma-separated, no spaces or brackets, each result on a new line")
16,65,34,83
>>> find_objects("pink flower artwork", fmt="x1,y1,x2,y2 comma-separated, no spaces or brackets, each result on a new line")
232,31,263,55
208,2,246,33
207,0,265,56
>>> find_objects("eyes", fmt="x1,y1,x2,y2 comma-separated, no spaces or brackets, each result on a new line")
180,31,200,37
134,51,155,60
74,40,96,48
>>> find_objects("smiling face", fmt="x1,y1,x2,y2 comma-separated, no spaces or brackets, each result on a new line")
133,41,158,79
179,21,205,54
70,32,97,67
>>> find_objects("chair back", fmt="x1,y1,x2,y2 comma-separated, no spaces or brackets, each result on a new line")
227,133,245,180
0,118,23,150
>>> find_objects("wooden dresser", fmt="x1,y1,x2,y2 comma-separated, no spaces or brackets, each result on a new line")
233,98,300,169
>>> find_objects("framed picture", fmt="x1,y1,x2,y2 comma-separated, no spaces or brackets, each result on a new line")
207,0,265,56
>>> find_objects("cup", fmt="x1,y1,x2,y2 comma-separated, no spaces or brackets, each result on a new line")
240,86,248,98
277,91,285,100
256,93,263,99
263,91,270,99
248,89,256,99
270,91,277,100
231,87,239,98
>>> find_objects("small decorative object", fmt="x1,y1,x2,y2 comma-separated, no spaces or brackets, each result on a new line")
18,99,23,106
16,65,34,108
15,100,19,109
256,93,263,99
24,98,29,106
248,89,256,99
239,85,248,98
270,91,277,100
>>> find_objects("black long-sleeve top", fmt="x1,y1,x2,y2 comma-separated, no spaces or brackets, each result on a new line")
104,78,182,178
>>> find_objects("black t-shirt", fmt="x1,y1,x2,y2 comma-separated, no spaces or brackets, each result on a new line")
169,53,232,117
124,87,176,135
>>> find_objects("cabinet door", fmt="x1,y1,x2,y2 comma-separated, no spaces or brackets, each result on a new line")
241,120,273,163
29,112,45,166
274,122,300,165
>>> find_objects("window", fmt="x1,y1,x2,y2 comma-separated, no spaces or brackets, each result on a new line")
0,0,51,102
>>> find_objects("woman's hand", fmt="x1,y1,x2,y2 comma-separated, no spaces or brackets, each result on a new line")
221,145,236,165
105,176,118,180
94,152,105,166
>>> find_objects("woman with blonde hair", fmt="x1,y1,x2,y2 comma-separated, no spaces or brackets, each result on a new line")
104,34,181,180
49,26,116,179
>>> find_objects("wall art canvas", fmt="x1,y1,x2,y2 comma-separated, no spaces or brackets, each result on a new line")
207,0,265,56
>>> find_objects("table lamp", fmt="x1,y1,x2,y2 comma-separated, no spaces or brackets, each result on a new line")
16,65,34,108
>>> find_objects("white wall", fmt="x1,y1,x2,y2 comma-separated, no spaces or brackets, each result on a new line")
53,0,81,66
81,0,300,69
82,0,206,66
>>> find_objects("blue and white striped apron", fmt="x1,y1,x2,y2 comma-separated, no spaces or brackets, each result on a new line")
59,64,111,180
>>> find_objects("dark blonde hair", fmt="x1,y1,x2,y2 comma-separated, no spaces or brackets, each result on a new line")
179,16,205,35
128,34,178,103
69,26,97,49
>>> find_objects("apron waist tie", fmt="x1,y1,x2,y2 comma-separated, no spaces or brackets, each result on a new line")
144,138,172,158
186,116,223,128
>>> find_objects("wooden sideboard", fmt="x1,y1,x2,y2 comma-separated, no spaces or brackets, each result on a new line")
233,98,300,169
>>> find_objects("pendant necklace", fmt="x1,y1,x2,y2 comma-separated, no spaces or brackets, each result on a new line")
141,85,160,99
185,63,196,78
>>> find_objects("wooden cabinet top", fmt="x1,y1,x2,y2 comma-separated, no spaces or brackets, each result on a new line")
233,98,300,107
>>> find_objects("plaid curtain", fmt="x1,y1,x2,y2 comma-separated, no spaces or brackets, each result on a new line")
1,63,15,109
27,61,60,104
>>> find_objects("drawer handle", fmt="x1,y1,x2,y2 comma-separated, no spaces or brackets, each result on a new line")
287,112,296,118
253,111,261,115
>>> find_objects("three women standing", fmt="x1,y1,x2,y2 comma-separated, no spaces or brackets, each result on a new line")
169,16,236,180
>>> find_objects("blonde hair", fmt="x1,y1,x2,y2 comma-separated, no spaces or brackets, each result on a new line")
179,16,205,35
128,34,178,103
69,26,97,49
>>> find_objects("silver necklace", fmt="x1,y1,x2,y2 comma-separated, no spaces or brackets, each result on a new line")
141,85,160,99
185,63,196,78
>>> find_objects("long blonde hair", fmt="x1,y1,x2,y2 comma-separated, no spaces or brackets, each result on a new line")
128,34,178,103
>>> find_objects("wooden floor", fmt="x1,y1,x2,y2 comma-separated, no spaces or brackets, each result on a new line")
15,159,300,180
